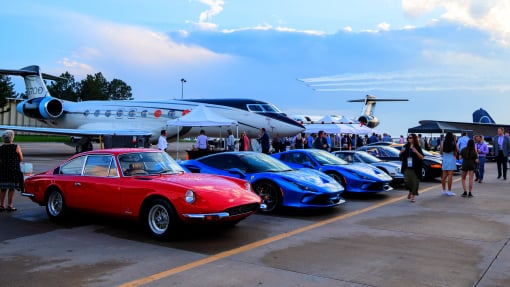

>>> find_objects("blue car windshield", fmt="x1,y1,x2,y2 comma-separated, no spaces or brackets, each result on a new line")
240,153,293,173
356,151,383,163
309,150,348,166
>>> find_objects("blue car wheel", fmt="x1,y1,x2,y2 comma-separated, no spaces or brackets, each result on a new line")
253,180,281,213
325,171,346,189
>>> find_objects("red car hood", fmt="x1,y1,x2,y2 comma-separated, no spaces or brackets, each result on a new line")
153,173,259,204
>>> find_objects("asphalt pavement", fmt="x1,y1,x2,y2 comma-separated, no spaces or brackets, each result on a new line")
1,142,510,287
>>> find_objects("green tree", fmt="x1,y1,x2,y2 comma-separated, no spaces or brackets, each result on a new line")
79,72,109,101
108,78,133,100
0,75,16,108
47,72,80,101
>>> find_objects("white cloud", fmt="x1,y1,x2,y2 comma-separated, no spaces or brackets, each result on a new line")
192,0,224,30
402,0,510,46
58,58,95,77
57,13,231,72
221,24,325,36
378,22,391,31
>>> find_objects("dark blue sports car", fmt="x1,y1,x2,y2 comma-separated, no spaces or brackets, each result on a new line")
181,152,345,213
272,149,393,193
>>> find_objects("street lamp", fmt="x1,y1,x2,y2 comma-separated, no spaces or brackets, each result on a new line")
180,78,187,99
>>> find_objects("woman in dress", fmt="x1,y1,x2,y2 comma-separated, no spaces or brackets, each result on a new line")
459,139,479,198
0,130,24,212
440,132,458,196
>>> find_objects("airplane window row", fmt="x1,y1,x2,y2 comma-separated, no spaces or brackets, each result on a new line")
82,109,182,119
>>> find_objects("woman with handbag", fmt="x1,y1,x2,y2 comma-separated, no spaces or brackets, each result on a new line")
0,130,24,212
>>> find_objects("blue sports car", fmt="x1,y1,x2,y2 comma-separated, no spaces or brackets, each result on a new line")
272,149,393,193
181,152,345,213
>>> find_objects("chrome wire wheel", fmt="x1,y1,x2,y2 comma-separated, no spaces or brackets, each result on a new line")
47,190,64,217
147,202,172,236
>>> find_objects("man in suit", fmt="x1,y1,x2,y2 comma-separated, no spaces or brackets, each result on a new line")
493,127,510,180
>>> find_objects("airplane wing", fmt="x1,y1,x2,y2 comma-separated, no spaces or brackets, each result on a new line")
0,125,152,137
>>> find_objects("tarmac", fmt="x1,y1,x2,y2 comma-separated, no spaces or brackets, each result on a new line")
1,143,510,287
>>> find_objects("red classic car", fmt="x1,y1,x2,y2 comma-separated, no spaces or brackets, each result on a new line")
22,148,262,239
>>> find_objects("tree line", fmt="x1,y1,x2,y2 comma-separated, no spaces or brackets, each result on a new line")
0,71,133,108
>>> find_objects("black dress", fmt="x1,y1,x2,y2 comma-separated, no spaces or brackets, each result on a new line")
0,144,22,190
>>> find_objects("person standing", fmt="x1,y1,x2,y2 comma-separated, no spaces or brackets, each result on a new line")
313,130,329,150
493,127,510,180
195,130,208,150
440,132,458,196
293,133,304,149
399,133,424,203
226,129,235,151
0,130,24,212
239,131,250,151
157,130,168,151
474,135,489,183
259,128,270,154
457,132,469,157
459,139,479,197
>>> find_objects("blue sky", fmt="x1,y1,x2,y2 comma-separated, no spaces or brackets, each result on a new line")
2,0,510,137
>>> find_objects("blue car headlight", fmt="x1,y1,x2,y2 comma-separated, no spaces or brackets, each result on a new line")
346,170,371,180
291,181,317,192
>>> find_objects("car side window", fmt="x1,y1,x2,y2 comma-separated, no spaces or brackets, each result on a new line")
60,156,86,175
83,155,117,177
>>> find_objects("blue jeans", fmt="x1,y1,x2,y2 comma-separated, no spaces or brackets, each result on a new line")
475,156,485,180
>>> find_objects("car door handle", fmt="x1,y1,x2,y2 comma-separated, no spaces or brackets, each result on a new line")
75,182,81,186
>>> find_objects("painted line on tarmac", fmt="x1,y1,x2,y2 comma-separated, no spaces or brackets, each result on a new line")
117,182,447,287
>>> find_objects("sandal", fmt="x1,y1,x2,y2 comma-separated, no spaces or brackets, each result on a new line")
6,206,17,211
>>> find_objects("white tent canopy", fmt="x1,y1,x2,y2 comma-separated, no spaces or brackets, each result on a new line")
304,123,357,134
166,105,238,158
166,105,237,127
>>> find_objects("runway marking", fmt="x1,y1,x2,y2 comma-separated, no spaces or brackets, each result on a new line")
117,182,447,287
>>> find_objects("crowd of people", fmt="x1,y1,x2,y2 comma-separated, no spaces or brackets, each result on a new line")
3,126,510,212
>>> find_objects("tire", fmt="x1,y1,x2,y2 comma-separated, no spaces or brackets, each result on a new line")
421,166,429,181
326,172,346,189
46,189,67,221
143,199,176,239
253,180,282,213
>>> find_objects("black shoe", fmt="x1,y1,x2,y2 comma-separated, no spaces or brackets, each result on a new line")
498,176,502,179
461,191,468,197
468,192,473,198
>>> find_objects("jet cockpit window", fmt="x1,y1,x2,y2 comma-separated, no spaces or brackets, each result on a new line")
260,104,281,113
246,104,263,112
247,104,282,113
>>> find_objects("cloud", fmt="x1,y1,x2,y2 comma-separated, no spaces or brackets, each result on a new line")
54,12,232,76
402,0,510,46
191,0,225,30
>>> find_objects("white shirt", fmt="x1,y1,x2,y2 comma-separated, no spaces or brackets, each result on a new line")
196,134,208,149
157,135,168,151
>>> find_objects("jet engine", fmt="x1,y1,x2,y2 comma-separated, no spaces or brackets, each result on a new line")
16,97,64,119
357,115,379,128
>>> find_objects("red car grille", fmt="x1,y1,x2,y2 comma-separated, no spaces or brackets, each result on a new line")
225,203,259,216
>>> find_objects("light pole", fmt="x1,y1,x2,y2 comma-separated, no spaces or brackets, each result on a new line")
180,78,187,99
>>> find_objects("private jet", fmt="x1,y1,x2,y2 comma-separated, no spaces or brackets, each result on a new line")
0,65,304,152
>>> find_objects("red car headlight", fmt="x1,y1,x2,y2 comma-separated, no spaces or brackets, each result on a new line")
185,189,195,204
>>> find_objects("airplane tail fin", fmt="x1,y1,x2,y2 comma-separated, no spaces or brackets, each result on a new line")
0,65,61,99
472,108,496,124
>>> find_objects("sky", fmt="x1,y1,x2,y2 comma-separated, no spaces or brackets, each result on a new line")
2,0,510,137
